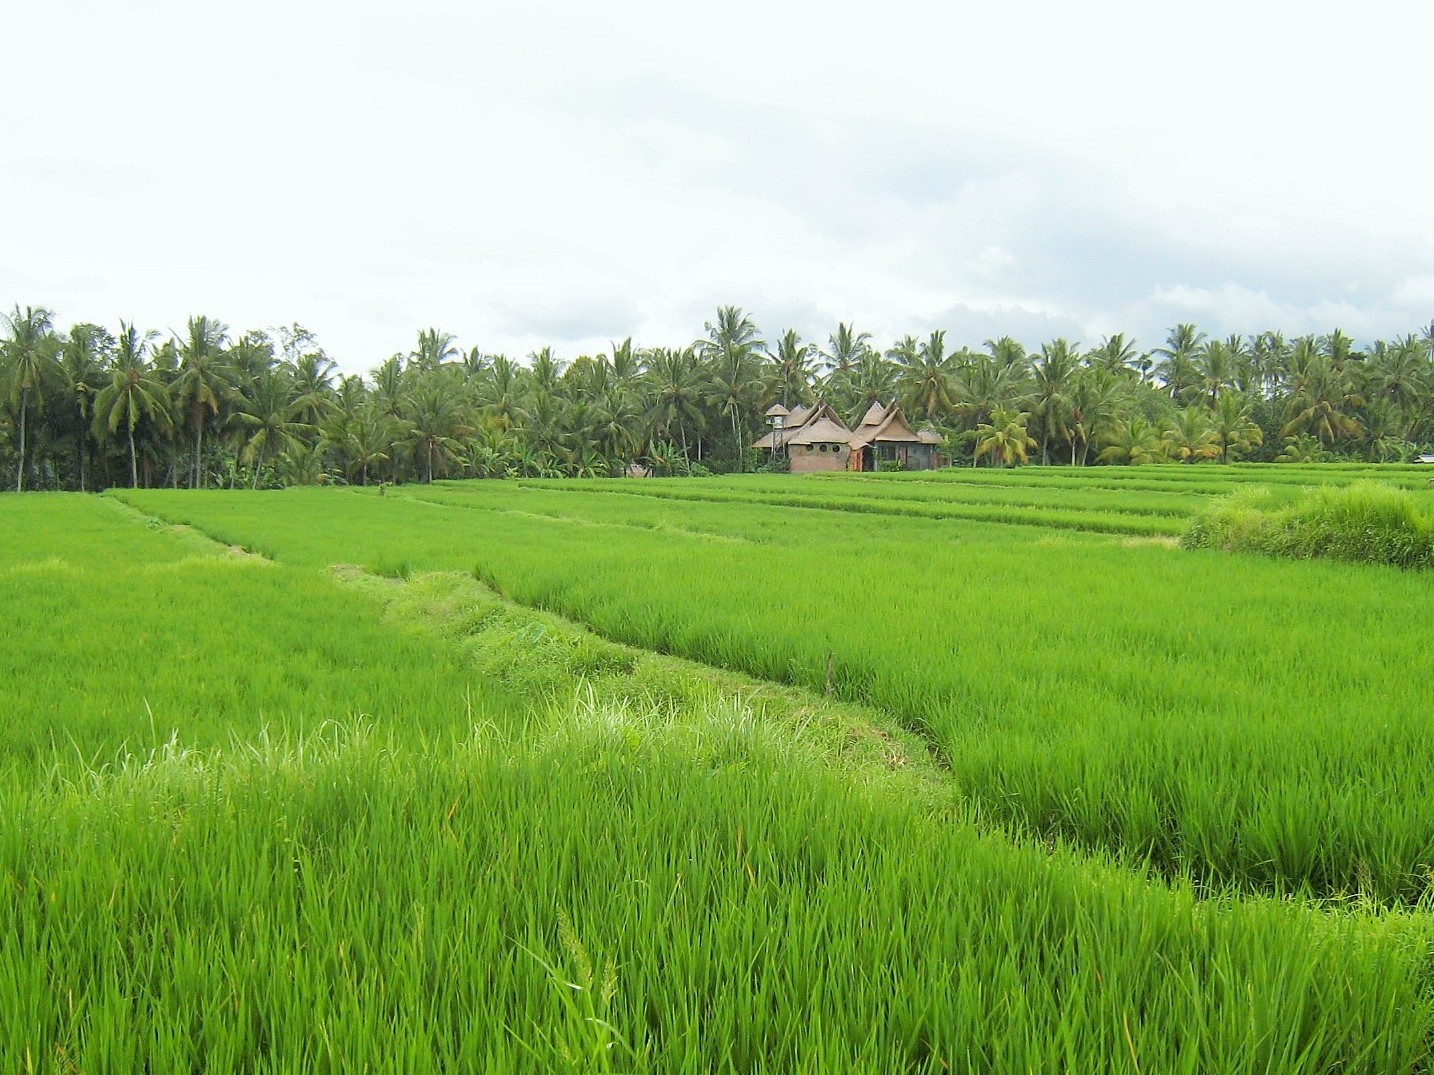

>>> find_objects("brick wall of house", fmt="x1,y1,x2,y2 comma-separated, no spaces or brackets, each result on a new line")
790,444,850,473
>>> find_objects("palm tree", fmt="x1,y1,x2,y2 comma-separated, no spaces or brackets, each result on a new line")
1166,406,1219,462
1249,331,1289,400
238,369,315,488
770,329,817,408
405,374,467,482
830,349,898,421
412,327,460,371
1097,417,1168,465
1192,337,1239,407
1068,369,1129,465
94,321,172,488
476,354,528,432
1,305,60,491
700,306,766,467
953,350,1026,431
1276,433,1328,463
341,406,394,486
58,323,111,491
983,336,1028,375
972,407,1036,467
1209,393,1263,463
643,346,705,460
1087,333,1141,380
172,315,234,488
892,330,956,423
819,322,872,379
276,440,331,485
526,346,565,399
1281,338,1364,447
286,351,339,429
1152,323,1207,403
1364,334,1429,440
1030,339,1081,464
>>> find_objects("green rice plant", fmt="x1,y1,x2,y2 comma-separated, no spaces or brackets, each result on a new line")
2,705,1430,1073
1186,481,1434,568
0,497,519,778
111,482,1434,902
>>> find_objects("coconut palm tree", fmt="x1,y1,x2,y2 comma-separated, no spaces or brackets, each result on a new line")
1209,393,1263,463
819,322,873,379
1249,331,1289,399
1152,323,1207,403
476,354,528,432
405,373,467,482
982,336,1029,376
172,315,235,488
1030,339,1081,464
237,368,315,488
94,321,172,488
1167,406,1220,462
1087,333,1141,381
58,323,112,490
1192,337,1239,407
770,329,817,408
953,350,1026,431
1364,334,1429,440
972,407,1036,467
340,406,394,486
286,351,339,429
699,306,766,467
1281,339,1365,448
1097,416,1168,465
892,330,956,423
412,327,460,371
1,305,60,491
643,346,705,460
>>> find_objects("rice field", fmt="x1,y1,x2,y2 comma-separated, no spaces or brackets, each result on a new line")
6,466,1434,1071
117,468,1434,903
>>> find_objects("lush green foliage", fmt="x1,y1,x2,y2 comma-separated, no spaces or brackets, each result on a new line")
0,497,515,779
1185,481,1434,568
118,469,1434,903
6,304,1434,492
12,709,1433,1073
9,483,1434,1070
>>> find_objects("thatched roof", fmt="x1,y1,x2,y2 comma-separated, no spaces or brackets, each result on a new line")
785,404,817,427
785,417,856,446
856,401,888,429
851,406,923,446
754,401,849,450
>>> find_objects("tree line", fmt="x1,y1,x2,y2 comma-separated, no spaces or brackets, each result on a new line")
3,302,1432,491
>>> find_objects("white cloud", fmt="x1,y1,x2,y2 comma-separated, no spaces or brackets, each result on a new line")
3,0,1434,371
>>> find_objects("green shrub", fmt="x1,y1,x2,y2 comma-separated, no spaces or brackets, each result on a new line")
1183,481,1434,568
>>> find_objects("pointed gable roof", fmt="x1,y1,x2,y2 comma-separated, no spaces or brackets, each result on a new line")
785,416,856,446
850,404,923,446
856,401,889,430
754,400,852,450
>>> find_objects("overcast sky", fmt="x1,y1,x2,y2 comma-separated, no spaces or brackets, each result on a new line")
4,0,1433,374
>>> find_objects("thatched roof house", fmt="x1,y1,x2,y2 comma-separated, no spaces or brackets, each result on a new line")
755,401,944,472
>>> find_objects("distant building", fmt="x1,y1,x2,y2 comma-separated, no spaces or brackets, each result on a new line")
754,401,945,473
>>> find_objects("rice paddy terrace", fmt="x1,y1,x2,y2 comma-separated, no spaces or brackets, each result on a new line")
5,464,1434,1072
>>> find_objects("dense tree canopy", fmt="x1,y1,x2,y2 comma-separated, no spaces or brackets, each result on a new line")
3,302,1433,490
